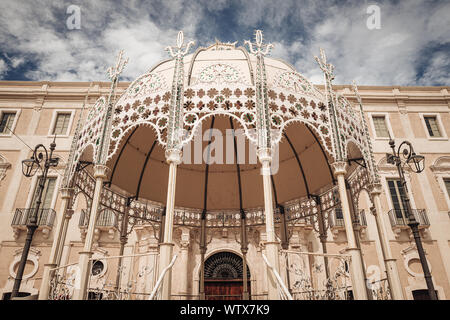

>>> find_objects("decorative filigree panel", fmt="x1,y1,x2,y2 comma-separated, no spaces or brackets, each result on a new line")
69,97,108,182
180,84,259,146
273,71,325,101
266,88,334,158
107,89,172,160
335,95,368,163
282,250,352,300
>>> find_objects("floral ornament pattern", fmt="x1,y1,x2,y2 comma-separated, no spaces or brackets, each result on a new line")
267,87,334,158
335,95,369,165
179,83,259,146
71,96,108,181
193,63,249,86
274,71,325,101
125,72,167,100
106,88,171,161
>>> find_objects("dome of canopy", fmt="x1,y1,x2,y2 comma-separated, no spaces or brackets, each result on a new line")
75,37,368,215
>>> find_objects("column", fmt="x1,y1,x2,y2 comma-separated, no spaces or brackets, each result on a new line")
73,164,108,300
259,149,280,300
332,162,368,300
159,149,181,299
179,228,190,297
55,208,74,266
370,183,405,299
38,187,73,300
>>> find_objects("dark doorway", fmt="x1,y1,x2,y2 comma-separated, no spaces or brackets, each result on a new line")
2,292,31,300
412,289,438,300
203,252,250,300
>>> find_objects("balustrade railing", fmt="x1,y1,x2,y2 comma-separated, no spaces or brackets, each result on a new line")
388,208,429,228
11,208,56,228
79,209,118,228
262,253,293,300
148,255,177,300
368,278,392,300
281,250,352,300
48,252,160,300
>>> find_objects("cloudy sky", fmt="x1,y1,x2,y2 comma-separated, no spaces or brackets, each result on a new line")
0,0,448,86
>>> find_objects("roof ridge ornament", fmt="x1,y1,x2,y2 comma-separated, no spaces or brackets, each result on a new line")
245,30,273,56
166,31,195,58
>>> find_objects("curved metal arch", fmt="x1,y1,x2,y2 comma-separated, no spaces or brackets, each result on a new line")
181,111,258,148
202,116,216,216
134,139,158,201
304,124,336,185
107,120,167,161
107,126,139,187
229,117,245,213
204,251,250,279
283,132,312,198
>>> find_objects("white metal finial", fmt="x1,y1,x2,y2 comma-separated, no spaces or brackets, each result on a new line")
256,30,263,46
177,31,184,49
315,48,334,80
107,50,129,81
245,29,273,56
166,30,195,58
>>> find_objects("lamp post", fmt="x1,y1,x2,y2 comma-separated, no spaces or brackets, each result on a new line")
11,138,59,299
386,139,437,300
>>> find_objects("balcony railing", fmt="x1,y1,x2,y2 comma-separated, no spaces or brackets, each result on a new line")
79,209,118,229
388,209,430,228
11,208,56,228
329,208,345,228
329,208,367,229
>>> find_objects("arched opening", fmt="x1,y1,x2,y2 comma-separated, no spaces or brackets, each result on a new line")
203,251,250,300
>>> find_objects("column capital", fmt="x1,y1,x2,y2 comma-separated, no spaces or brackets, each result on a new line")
257,148,272,163
65,209,74,219
93,164,109,179
369,182,383,196
165,149,182,165
60,187,74,199
331,161,347,177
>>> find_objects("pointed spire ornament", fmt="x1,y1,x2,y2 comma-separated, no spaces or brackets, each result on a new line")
314,48,335,81
107,50,129,82
166,31,195,58
244,30,274,56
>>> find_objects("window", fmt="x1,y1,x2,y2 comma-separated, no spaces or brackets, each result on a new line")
444,179,450,199
372,115,390,138
52,112,71,135
30,177,56,209
387,178,409,222
423,116,442,137
0,112,16,134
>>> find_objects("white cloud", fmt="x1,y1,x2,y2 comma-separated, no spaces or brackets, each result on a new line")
0,0,448,86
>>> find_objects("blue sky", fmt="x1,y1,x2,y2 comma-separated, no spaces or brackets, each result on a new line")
0,0,449,85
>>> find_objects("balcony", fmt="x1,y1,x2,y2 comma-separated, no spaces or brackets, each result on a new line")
388,208,430,238
329,208,368,239
79,209,118,240
11,208,56,239
388,209,429,227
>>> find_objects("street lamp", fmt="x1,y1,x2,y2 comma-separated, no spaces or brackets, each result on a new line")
386,139,437,300
11,138,59,299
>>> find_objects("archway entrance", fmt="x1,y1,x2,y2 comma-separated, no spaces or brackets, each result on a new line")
203,252,250,300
